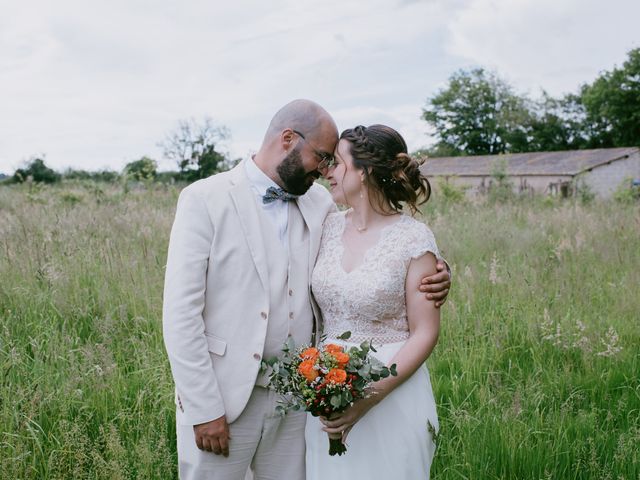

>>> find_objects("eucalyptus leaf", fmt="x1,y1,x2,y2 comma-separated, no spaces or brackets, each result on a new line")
264,356,278,366
285,336,296,352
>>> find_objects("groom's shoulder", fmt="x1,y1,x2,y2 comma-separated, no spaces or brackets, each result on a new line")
180,168,236,199
304,182,333,207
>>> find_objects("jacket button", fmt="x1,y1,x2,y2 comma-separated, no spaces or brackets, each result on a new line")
289,312,294,319
253,353,261,361
261,311,267,319
288,289,293,296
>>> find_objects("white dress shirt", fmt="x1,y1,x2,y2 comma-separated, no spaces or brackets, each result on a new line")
244,157,290,247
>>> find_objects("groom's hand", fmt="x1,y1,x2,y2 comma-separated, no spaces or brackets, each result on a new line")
419,259,451,308
194,415,230,457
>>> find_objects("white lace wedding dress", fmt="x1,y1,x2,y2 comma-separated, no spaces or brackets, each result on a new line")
305,210,440,480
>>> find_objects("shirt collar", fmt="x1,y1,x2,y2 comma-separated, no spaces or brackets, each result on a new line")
244,156,280,196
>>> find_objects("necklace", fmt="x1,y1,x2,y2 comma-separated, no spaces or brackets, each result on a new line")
349,214,367,232
350,210,400,233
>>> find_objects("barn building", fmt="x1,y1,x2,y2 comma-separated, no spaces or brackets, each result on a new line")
421,147,640,198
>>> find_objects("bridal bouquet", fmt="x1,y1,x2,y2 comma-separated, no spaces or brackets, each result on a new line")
262,332,396,456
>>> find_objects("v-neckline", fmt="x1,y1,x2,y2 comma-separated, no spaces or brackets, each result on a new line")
337,210,405,275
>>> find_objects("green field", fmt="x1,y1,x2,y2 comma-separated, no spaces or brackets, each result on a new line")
1,182,638,479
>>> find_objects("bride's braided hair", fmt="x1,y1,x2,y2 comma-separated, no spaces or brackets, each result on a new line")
340,125,431,214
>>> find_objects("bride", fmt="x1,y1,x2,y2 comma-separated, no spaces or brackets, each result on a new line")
306,125,440,479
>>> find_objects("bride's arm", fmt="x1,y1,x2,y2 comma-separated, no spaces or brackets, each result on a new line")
376,251,441,395
321,253,440,435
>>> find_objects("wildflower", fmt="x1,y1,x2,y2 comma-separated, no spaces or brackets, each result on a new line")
553,237,572,260
540,308,553,339
540,309,565,348
489,252,500,285
571,319,591,352
463,265,473,278
597,327,623,357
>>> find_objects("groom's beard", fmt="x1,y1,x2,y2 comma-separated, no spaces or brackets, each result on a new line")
276,146,320,195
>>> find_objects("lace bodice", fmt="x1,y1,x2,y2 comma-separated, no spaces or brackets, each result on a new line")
311,210,439,345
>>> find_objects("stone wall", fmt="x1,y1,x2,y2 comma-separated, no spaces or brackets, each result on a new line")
582,152,640,197
429,151,640,199
431,174,573,197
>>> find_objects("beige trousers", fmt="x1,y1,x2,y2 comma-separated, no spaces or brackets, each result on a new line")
177,387,306,480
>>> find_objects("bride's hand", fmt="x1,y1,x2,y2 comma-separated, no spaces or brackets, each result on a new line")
320,396,378,442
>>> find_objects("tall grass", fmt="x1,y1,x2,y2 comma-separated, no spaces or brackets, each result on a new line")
1,183,176,479
1,183,638,479
425,196,639,479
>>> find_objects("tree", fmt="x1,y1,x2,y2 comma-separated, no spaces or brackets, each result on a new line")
422,49,640,156
123,156,158,181
579,48,640,148
63,168,120,182
422,68,532,156
161,117,232,180
527,92,589,152
13,157,60,184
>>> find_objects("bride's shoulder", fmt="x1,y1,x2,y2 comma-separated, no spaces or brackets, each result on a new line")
397,215,439,259
327,209,348,222
323,209,347,230
399,214,435,237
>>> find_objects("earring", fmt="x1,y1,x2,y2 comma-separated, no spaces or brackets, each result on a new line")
359,179,364,199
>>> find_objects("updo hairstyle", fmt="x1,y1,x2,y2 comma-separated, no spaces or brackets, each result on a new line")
339,124,431,214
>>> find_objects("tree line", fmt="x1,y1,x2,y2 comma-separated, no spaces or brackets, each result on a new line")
4,117,237,185
3,48,638,185
421,48,639,157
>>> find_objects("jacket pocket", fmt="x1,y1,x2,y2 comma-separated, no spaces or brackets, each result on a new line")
204,332,227,356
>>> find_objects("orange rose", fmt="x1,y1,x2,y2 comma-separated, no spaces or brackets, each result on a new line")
331,351,350,368
324,368,347,384
300,347,319,361
324,344,343,354
298,359,318,382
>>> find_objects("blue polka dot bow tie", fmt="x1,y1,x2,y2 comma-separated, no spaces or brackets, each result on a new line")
262,186,298,204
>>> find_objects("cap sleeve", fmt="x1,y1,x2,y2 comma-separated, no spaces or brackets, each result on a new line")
407,221,440,260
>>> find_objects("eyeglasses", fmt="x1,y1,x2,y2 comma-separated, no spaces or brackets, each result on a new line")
291,129,336,171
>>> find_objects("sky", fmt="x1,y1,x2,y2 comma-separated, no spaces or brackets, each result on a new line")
1,0,638,173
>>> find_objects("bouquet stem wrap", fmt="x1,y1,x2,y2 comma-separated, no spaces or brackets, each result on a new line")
327,432,347,456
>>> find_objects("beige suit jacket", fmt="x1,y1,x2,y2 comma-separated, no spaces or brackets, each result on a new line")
162,162,335,425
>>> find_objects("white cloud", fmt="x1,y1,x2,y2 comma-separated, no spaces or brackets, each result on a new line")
445,0,640,96
0,0,637,172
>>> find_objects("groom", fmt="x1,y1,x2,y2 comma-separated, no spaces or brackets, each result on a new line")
162,99,451,480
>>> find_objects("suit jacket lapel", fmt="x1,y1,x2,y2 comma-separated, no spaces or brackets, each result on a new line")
228,162,270,297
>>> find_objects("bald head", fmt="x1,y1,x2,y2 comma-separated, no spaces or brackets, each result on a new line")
254,99,338,193
263,99,337,145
